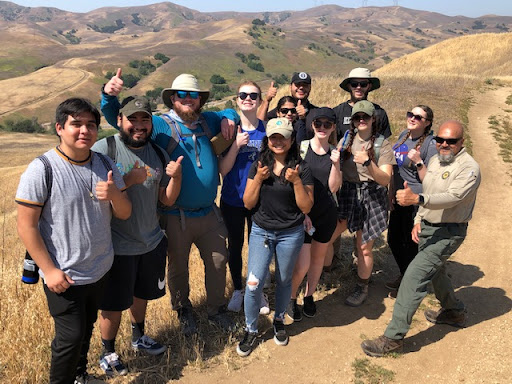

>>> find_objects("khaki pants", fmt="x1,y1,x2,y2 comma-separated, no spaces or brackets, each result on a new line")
166,210,228,316
384,222,467,340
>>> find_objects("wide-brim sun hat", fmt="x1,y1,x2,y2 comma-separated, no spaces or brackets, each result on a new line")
339,68,380,92
161,74,210,108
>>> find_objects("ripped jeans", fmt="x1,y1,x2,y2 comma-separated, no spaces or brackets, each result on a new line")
244,222,304,333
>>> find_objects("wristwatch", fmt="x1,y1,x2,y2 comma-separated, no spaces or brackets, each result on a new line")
363,158,371,167
415,161,424,169
418,194,425,206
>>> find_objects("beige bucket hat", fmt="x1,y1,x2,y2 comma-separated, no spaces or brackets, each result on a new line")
339,68,380,92
161,74,210,108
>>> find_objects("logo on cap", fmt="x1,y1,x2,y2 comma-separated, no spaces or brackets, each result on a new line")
299,72,308,80
135,100,143,108
276,120,283,125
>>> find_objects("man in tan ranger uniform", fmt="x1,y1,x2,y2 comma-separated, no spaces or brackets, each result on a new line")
361,120,481,357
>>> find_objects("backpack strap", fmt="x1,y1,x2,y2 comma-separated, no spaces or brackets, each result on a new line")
373,135,385,162
96,152,113,173
150,142,167,171
420,131,435,160
37,154,52,203
106,135,116,163
198,115,213,139
160,114,181,155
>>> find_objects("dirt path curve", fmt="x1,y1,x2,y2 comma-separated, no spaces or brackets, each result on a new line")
177,87,512,383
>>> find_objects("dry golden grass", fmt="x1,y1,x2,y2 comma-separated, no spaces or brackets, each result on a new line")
3,31,512,383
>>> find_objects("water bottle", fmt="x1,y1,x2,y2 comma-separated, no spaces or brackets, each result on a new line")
21,252,39,284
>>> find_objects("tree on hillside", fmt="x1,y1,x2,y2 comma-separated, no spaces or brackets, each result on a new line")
252,18,265,26
210,74,226,84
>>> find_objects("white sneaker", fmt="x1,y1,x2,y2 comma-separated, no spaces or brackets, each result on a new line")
227,289,244,312
259,292,270,315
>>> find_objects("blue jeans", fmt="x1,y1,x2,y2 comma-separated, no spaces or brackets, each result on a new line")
244,222,304,333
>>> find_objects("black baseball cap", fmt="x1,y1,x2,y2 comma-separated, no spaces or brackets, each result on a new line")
291,72,312,84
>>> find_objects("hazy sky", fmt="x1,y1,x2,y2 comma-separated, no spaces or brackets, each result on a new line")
9,0,512,17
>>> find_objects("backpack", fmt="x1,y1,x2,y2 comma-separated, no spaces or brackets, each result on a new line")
160,113,213,155
106,135,167,171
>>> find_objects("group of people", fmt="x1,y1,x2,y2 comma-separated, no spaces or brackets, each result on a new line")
15,65,481,383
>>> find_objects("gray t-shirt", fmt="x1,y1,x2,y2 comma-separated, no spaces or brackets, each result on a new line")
93,134,170,255
15,148,125,285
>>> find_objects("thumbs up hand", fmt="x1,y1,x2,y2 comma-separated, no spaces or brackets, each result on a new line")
285,164,301,184
126,160,148,186
103,68,124,96
396,181,420,207
407,147,421,164
255,161,270,182
166,156,183,179
266,81,277,101
96,170,121,201
236,126,250,149
296,99,306,120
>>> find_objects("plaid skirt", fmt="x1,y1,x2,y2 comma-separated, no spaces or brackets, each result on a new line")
337,181,389,244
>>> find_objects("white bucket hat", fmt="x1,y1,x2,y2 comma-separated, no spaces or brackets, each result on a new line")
161,74,210,108
339,68,380,92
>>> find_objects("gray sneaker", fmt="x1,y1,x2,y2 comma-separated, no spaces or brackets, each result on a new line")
208,311,236,332
424,308,466,327
345,284,368,307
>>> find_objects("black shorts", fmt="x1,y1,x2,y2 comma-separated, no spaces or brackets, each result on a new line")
304,208,338,244
100,236,167,311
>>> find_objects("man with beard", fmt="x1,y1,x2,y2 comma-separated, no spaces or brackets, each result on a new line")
92,96,182,375
334,68,391,139
361,120,481,357
101,71,239,335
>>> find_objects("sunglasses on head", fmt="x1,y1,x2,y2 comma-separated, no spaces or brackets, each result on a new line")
279,107,297,115
352,113,371,121
313,120,334,129
350,80,370,88
176,91,199,99
238,92,259,100
434,136,462,145
407,111,426,122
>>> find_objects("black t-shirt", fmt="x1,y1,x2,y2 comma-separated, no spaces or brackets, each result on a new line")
248,160,314,230
333,100,391,140
303,143,338,220
269,100,318,144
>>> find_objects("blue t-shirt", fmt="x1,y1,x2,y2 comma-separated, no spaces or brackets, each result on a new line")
221,120,266,207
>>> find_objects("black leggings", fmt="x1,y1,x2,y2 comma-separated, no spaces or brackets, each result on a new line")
387,204,419,275
220,200,254,290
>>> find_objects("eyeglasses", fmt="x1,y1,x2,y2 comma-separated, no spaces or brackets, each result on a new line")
313,120,334,129
176,91,199,99
238,92,259,100
350,81,370,88
352,113,371,121
279,107,297,115
407,111,426,122
434,136,462,145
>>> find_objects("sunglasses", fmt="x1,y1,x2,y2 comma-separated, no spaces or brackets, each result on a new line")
176,91,199,99
407,111,426,122
352,113,372,121
313,120,334,129
350,81,370,88
279,107,297,115
434,136,462,145
238,92,259,100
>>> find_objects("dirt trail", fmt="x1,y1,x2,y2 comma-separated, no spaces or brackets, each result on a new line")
175,87,512,383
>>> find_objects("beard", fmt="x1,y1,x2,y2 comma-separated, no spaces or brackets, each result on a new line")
439,152,455,164
174,103,201,122
119,125,149,148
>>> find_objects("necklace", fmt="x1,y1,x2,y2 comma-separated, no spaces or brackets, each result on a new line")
57,146,95,199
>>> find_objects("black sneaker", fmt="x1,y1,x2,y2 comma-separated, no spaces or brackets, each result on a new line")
74,372,93,384
236,331,258,357
273,320,289,346
208,311,236,332
285,299,302,323
177,307,197,336
303,295,316,318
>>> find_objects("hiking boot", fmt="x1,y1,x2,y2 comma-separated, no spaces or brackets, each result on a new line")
345,284,368,307
388,290,398,299
285,299,302,323
259,292,270,315
424,308,466,327
99,352,128,377
303,295,316,318
208,311,236,332
385,275,402,290
236,331,258,357
177,307,197,336
273,320,289,346
132,335,166,356
227,289,244,312
361,335,403,357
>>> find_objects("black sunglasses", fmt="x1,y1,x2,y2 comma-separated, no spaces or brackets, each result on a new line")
434,136,462,145
313,120,334,129
350,81,370,88
352,113,371,121
238,92,259,100
407,111,426,122
279,107,297,115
